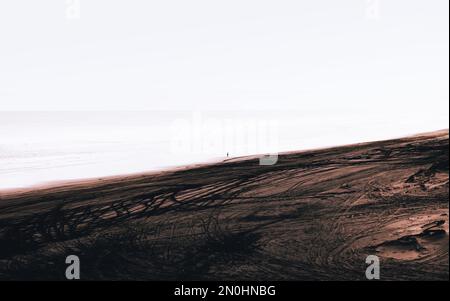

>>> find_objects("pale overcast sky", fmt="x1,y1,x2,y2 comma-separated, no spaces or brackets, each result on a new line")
0,1,448,122
0,1,448,189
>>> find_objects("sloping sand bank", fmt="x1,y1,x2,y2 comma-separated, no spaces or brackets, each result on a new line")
0,130,448,280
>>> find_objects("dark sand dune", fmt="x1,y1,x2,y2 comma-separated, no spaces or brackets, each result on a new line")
0,130,448,280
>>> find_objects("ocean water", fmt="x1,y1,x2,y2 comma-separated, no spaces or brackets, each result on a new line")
0,111,447,190
0,112,210,189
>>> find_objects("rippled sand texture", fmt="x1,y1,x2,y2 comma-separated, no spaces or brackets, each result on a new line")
0,130,448,280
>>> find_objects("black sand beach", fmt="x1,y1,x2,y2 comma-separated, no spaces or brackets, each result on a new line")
0,130,448,280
